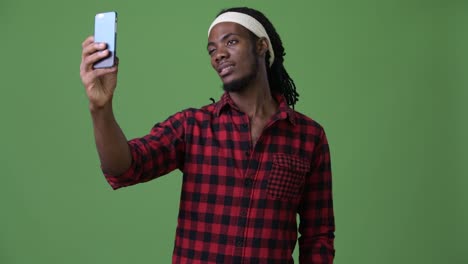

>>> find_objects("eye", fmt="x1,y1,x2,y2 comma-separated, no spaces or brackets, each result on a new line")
227,39,238,46
208,48,216,56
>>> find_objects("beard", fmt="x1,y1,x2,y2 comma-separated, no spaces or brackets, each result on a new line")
222,70,257,92
222,53,259,93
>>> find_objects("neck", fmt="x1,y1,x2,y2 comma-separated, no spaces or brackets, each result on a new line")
229,75,278,119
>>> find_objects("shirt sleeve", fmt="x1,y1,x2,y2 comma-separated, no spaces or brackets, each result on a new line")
298,127,335,263
103,111,186,190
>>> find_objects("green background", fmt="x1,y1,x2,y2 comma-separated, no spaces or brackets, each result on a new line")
1,0,466,263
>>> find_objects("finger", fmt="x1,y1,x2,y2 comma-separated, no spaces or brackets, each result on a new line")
81,35,94,48
94,66,118,78
82,49,111,72
82,42,107,57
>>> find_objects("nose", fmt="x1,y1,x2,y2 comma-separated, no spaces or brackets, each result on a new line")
214,46,229,63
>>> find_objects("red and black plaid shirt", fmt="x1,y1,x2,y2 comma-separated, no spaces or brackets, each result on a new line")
104,93,335,263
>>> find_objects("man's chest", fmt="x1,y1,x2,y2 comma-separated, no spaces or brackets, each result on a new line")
182,118,315,203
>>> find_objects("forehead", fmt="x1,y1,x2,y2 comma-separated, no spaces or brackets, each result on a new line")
208,22,252,42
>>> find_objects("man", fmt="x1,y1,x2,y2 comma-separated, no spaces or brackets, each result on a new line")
80,6,335,263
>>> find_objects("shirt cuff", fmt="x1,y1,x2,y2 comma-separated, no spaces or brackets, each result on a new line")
101,144,139,190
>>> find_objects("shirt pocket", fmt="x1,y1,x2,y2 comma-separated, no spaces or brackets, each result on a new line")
267,153,310,201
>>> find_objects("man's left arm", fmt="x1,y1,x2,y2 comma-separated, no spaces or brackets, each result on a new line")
297,128,335,263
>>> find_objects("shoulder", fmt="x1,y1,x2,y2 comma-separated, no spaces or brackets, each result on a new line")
180,102,217,117
290,110,331,157
291,109,326,134
168,102,218,125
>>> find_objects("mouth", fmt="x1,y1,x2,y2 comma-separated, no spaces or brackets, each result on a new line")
217,62,235,77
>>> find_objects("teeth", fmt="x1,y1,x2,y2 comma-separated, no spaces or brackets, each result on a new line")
221,66,233,74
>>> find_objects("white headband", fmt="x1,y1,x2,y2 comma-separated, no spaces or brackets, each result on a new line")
208,12,275,67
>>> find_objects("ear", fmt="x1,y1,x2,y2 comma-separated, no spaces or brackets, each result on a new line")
256,37,269,56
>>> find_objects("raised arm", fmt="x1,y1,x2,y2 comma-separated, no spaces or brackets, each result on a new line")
79,36,131,176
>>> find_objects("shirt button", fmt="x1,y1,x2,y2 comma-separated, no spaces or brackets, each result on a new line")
240,209,247,217
235,238,244,247
244,178,253,187
245,151,250,157
238,217,246,227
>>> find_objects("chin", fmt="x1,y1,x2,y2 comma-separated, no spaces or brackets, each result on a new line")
222,78,248,92
222,71,257,93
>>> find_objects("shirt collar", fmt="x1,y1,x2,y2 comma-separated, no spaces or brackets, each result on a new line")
214,92,296,125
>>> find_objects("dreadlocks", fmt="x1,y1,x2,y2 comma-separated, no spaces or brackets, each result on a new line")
217,7,300,108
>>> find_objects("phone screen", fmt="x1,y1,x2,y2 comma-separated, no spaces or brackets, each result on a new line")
93,11,117,68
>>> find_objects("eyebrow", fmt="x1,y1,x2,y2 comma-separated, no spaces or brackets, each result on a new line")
207,33,239,49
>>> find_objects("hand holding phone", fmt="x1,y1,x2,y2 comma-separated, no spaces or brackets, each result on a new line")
93,11,117,68
79,11,119,110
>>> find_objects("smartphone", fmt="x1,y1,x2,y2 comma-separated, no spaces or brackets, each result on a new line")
93,11,117,68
